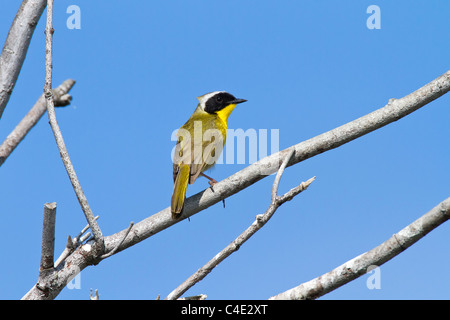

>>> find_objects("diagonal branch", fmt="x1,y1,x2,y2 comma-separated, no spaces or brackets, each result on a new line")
103,70,450,255
0,0,47,119
53,215,99,268
43,0,103,249
99,222,134,259
269,197,450,300
165,149,315,300
22,70,450,299
0,79,75,167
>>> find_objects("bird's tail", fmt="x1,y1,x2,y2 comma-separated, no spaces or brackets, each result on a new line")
171,164,190,219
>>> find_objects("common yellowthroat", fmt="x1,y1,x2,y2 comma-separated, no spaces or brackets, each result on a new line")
171,91,247,219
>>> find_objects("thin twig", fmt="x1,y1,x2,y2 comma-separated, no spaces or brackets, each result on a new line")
89,289,99,300
103,71,450,258
53,216,99,268
165,150,315,300
79,232,91,243
0,79,75,167
74,215,99,245
269,197,450,300
100,222,134,259
22,71,450,300
271,149,294,202
53,235,74,268
43,0,103,248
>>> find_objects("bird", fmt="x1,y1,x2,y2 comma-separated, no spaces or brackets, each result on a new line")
171,91,247,219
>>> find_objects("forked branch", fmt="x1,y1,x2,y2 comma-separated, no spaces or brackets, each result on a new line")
23,69,450,300
166,149,315,300
43,0,103,249
103,71,450,257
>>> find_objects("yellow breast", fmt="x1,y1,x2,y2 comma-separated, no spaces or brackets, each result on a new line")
215,103,237,128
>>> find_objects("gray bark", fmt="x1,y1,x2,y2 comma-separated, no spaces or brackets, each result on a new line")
22,70,450,300
0,0,47,119
0,79,75,167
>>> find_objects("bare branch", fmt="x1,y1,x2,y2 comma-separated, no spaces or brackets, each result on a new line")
104,71,450,257
165,150,315,300
53,216,98,268
22,71,450,299
99,222,134,259
90,289,99,300
53,235,74,269
34,202,57,298
39,202,56,271
271,149,295,202
43,0,103,249
0,0,47,118
178,294,207,301
269,197,450,300
73,215,99,245
0,79,75,167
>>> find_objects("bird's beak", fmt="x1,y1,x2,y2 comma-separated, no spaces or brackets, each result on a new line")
229,98,247,104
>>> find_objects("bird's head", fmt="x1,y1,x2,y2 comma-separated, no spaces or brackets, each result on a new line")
197,91,247,115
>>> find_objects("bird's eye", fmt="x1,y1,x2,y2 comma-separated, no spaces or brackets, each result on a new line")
216,96,222,102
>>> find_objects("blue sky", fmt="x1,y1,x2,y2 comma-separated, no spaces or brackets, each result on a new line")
0,1,449,300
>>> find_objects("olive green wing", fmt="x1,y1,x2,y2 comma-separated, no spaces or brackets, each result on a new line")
172,133,191,182
189,127,225,184
188,138,206,184
172,123,206,184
